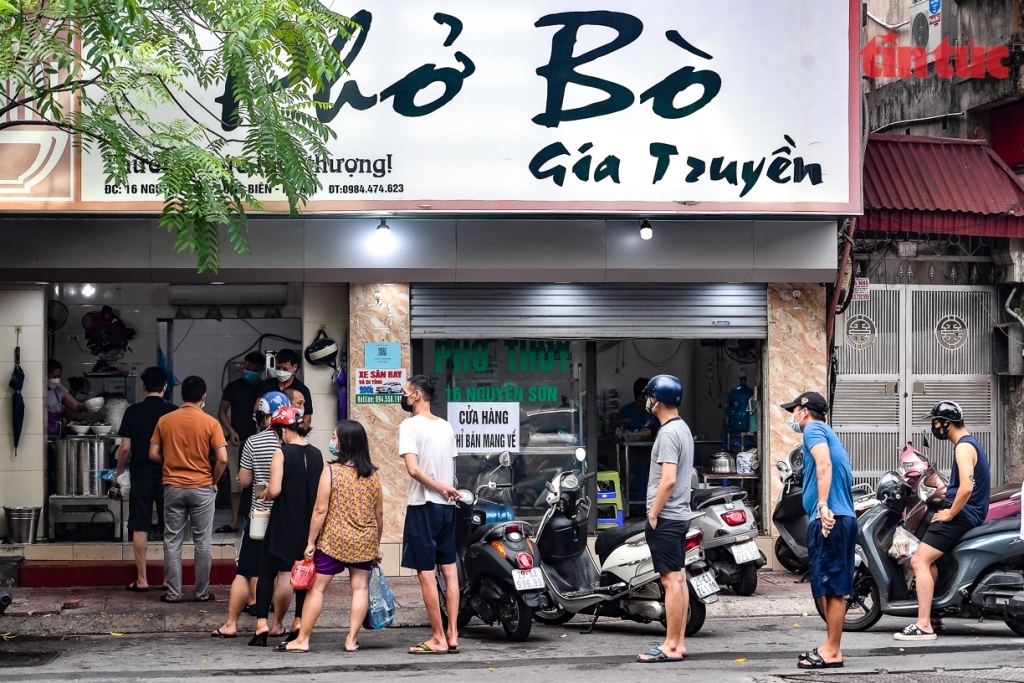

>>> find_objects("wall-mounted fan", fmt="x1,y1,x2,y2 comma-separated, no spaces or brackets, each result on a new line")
47,300,69,333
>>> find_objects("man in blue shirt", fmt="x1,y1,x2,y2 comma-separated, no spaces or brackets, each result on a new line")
781,391,855,670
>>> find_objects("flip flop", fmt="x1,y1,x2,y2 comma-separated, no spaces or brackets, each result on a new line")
275,642,308,653
797,648,844,669
447,645,460,654
637,647,687,663
193,592,217,602
409,642,448,655
159,594,181,604
214,525,239,534
211,628,237,639
126,581,149,593
344,643,360,653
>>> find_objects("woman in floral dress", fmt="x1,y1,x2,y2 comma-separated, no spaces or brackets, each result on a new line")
281,420,383,653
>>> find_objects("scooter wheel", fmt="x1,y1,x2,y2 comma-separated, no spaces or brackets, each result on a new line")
731,564,758,597
1005,619,1024,636
814,568,881,632
500,594,533,641
684,588,707,636
774,537,807,574
533,606,574,626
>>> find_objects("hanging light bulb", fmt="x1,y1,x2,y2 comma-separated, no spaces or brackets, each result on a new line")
639,219,653,241
377,217,390,235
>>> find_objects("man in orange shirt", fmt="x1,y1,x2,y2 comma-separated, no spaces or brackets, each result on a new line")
150,376,228,603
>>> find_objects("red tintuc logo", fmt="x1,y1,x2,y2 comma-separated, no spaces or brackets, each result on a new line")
861,31,1010,79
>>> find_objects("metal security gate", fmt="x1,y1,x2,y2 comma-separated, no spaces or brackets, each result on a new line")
410,283,768,339
832,285,999,487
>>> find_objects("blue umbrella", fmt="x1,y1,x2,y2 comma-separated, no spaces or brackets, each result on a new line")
8,341,24,457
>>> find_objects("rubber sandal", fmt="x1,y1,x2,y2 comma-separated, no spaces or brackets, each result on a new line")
797,648,844,669
211,628,237,639
125,581,149,593
344,643,360,653
447,645,459,654
214,524,238,534
159,594,181,604
637,647,687,663
193,592,217,602
275,642,307,653
409,642,448,655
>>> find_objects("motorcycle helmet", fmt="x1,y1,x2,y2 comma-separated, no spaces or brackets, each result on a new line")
304,329,340,368
921,400,964,424
897,441,929,488
643,375,683,407
876,471,905,511
270,405,303,428
258,391,290,416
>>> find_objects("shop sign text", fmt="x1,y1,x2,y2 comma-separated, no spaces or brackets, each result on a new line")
355,368,407,404
448,402,520,453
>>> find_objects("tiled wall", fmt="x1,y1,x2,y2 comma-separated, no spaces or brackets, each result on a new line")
301,284,349,456
0,286,46,539
765,283,828,534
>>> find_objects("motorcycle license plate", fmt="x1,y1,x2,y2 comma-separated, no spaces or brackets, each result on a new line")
513,568,545,591
730,540,761,564
689,571,719,599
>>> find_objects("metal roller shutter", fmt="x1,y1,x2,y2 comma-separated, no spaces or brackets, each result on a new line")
410,283,768,339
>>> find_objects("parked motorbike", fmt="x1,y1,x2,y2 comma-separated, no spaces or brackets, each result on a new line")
688,478,765,595
827,469,1024,633
532,448,720,636
437,452,550,641
773,446,883,574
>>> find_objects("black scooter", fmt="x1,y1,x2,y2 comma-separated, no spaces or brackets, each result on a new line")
437,452,550,641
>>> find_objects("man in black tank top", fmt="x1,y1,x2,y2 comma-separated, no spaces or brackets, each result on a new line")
896,401,990,642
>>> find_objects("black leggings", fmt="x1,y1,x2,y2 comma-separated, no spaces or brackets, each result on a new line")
255,545,306,621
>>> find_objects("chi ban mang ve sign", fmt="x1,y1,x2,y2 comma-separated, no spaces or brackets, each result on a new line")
2,1,859,214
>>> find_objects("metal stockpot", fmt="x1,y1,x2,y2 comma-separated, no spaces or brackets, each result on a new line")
55,437,115,495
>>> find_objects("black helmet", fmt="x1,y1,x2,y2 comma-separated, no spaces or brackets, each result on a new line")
304,329,340,368
876,471,906,511
921,400,963,424
644,375,683,406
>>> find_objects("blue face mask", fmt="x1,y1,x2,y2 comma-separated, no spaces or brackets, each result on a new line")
328,440,339,456
789,420,803,434
243,370,261,383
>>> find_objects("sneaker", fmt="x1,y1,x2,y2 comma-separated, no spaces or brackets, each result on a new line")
894,624,937,641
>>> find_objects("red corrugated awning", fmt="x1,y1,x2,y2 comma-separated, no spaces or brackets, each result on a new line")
862,134,1024,237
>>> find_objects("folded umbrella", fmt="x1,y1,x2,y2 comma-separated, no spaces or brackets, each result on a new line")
8,344,24,457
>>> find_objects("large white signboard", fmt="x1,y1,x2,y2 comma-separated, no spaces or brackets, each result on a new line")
448,402,521,453
5,1,860,213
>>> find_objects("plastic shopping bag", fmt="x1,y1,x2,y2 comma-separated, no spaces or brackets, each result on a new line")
363,564,396,629
290,559,317,590
889,526,919,562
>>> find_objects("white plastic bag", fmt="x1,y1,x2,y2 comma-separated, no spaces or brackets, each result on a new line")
889,526,919,562
116,471,131,499
363,565,396,629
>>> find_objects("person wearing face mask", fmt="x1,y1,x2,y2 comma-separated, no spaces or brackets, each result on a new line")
398,375,462,655
895,401,989,642
636,375,692,663
260,349,313,434
780,391,855,669
217,352,267,533
149,375,228,604
46,359,87,435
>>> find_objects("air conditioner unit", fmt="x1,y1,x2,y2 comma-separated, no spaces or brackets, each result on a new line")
168,284,288,306
909,0,955,56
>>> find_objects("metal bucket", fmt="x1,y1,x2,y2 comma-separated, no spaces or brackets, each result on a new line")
4,506,41,544
55,437,115,495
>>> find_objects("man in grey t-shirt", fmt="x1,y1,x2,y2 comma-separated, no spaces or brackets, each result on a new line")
638,375,694,664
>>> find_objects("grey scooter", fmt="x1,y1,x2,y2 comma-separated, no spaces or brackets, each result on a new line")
688,473,765,595
833,470,1024,633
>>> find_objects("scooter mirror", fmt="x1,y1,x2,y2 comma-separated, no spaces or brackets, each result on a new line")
574,447,587,462
922,436,930,449
499,451,511,467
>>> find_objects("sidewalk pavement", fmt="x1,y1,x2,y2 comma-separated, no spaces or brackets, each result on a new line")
0,570,817,636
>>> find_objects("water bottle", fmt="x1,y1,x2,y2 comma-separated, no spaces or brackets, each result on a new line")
726,377,754,433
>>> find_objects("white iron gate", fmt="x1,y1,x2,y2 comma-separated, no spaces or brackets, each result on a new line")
832,285,999,487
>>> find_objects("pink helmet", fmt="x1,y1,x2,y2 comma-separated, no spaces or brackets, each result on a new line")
898,441,929,488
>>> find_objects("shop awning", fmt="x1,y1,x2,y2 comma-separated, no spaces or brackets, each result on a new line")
862,134,1024,237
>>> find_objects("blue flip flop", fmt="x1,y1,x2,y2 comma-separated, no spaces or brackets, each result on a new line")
637,647,688,663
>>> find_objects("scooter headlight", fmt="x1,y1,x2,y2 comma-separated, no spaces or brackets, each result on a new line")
562,473,580,490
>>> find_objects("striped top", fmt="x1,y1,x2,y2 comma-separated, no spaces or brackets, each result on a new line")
240,429,279,515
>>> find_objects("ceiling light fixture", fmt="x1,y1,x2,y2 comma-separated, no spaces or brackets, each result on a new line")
639,219,653,241
81,284,96,297
377,217,390,235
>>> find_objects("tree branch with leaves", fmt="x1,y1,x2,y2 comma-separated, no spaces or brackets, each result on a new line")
0,0,354,272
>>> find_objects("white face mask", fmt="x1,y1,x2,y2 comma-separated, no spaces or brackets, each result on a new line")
294,408,305,418
276,369,293,382
47,378,61,388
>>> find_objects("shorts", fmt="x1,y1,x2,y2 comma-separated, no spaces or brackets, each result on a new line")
401,502,457,571
127,475,163,534
226,443,241,494
236,531,292,578
921,511,976,554
807,516,858,599
644,516,691,574
314,549,374,575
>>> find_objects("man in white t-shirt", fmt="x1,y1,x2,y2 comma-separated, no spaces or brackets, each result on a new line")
399,375,461,655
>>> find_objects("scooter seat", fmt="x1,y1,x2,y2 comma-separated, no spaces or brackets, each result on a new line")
957,517,1021,543
595,522,647,565
991,482,1022,503
691,486,746,510
469,523,501,545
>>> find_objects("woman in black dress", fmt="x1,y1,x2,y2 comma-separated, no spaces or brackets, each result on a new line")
250,405,324,646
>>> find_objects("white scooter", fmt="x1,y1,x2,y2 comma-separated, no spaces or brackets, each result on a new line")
532,449,720,635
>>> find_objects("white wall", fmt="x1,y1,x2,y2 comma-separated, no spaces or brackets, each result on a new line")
48,283,302,417
302,284,349,457
0,286,46,539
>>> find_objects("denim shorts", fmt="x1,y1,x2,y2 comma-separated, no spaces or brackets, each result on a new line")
401,503,457,571
807,515,858,599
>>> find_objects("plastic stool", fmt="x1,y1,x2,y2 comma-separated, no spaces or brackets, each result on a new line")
596,472,624,528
